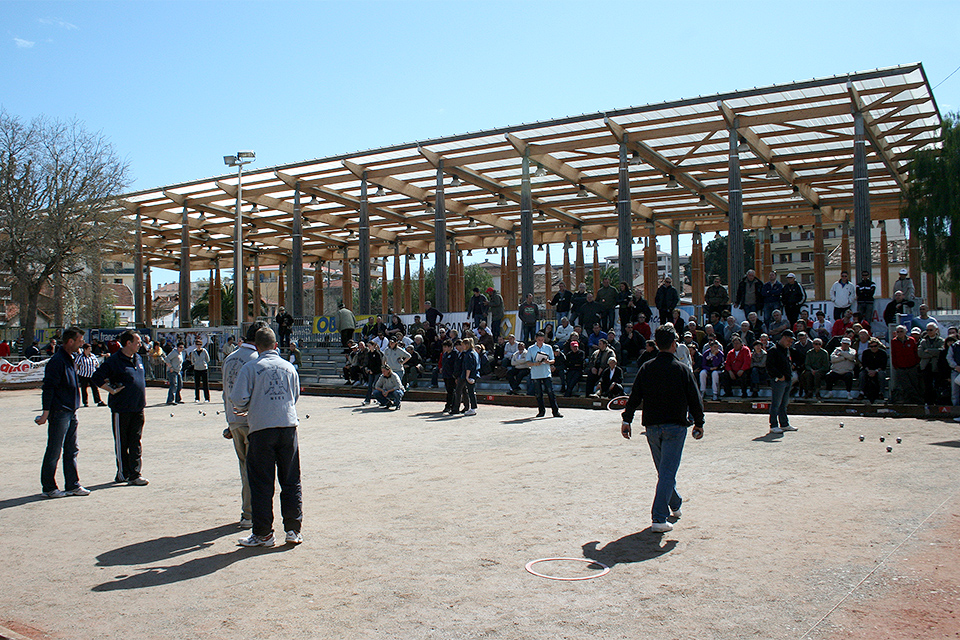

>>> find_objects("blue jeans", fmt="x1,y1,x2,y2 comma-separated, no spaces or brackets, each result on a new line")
769,380,791,429
763,302,780,328
373,388,403,407
531,376,559,414
521,323,537,345
166,371,182,403
645,423,686,524
41,410,80,493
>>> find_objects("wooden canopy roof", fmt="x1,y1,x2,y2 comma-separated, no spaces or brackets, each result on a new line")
118,63,942,271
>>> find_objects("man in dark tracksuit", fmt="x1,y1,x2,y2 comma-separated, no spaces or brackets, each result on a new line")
621,323,704,533
441,339,459,414
92,330,149,486
37,327,89,498
766,329,797,435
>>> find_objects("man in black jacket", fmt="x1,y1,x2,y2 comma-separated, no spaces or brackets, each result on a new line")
766,329,797,435
621,323,704,533
655,277,680,326
37,327,90,498
548,281,573,322
781,273,807,327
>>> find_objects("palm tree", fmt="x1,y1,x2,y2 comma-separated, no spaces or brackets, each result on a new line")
191,281,266,325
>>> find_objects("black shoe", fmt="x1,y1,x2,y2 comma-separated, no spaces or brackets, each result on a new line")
96,402,106,407
536,411,546,417
553,412,563,418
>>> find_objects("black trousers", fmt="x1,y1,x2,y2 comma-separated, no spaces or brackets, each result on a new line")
78,375,102,405
443,377,457,412
247,427,302,537
340,328,354,351
194,369,210,401
112,411,144,482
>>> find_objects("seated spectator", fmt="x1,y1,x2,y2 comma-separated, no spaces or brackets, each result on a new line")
810,310,833,341
790,331,813,396
890,325,923,404
507,342,530,395
633,314,651,341
793,309,813,335
637,339,658,367
738,321,757,349
586,324,604,352
917,322,945,405
686,319,705,346
825,337,857,399
620,324,643,363
475,321,494,350
750,342,768,397
585,338,616,396
342,341,362,384
563,341,586,397
542,323,555,345
555,317,574,346
859,337,888,404
682,332,701,377
723,335,752,398
767,310,790,341
747,311,764,336
701,323,724,351
801,337,830,399
595,357,624,398
831,309,855,337
700,340,725,401
883,291,915,326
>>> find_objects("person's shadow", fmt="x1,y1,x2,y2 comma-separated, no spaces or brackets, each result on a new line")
91,523,293,591
582,531,677,568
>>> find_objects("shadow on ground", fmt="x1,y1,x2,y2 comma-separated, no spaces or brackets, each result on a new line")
0,482,124,512
92,524,295,591
581,531,677,568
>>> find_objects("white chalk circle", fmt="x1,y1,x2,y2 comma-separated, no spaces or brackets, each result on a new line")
524,557,610,581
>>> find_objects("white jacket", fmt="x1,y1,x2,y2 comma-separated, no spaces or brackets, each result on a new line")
830,281,856,309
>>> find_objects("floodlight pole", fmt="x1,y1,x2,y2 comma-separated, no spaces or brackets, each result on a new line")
225,151,255,329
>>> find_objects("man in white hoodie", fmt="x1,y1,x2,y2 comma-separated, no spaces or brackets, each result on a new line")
830,271,856,321
231,327,302,548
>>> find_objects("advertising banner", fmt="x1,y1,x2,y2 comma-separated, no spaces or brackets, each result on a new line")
0,357,49,384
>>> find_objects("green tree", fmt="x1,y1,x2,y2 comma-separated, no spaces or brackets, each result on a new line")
190,281,265,325
585,264,620,291
901,111,960,294
703,231,755,285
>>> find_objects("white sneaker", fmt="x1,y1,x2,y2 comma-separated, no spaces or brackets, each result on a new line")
239,532,275,547
42,489,65,499
464,408,477,416
238,517,253,529
769,426,784,434
670,506,682,518
361,399,370,405
781,425,798,432
285,530,303,544
651,522,673,533
65,486,91,496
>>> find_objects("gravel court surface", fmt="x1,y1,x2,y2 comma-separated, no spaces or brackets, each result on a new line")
1,387,959,640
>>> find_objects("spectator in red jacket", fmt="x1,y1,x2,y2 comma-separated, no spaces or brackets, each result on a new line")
723,335,752,398
890,324,922,404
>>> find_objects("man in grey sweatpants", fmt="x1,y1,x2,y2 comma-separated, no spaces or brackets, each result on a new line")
231,327,303,547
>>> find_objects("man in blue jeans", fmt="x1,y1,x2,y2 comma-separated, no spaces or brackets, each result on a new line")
766,329,798,435
37,327,91,498
621,323,704,533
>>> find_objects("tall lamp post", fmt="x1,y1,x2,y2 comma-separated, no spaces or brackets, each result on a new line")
224,151,256,328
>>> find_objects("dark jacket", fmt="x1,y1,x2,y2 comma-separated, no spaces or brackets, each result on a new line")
655,285,680,313
782,282,806,308
766,343,793,382
883,298,914,325
577,301,603,332
41,347,80,414
760,281,784,305
550,289,573,313
91,350,147,413
704,284,729,308
736,277,762,307
621,351,704,427
441,350,458,380
856,279,876,303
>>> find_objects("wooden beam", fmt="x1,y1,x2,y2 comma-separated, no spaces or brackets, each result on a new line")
848,82,910,193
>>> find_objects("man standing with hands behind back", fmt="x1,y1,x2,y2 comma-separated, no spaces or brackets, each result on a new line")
231,327,303,547
621,323,704,533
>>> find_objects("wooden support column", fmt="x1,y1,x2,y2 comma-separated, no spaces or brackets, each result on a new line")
358,175,371,315
507,236,518,309
814,212,826,300
277,262,286,311
575,230,585,287
544,244,552,307
927,272,938,309
418,255,426,313
314,261,324,315
434,161,449,313
840,219,852,276
342,250,352,315
240,252,248,326
754,232,762,275
403,254,412,314
291,186,304,317
381,258,388,317
879,224,889,297
392,244,401,314
457,250,465,312
208,269,216,326
134,208,143,326
763,225,773,276
519,154,535,299
144,263,153,328
252,253,261,320
448,240,457,312
592,242,600,294
562,236,571,288
644,224,657,301
616,137,634,287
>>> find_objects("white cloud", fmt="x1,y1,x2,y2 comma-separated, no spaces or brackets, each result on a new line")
14,37,35,48
39,17,78,30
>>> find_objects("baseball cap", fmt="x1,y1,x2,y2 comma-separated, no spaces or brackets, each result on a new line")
486,287,494,293
841,337,851,344
787,273,796,279
569,341,579,347
899,268,908,275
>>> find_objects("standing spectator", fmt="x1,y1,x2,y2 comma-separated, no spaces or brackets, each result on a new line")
576,294,603,340
487,287,505,341
628,287,653,329
883,291,915,325
458,337,479,416
790,331,813,395
570,283,589,327
655,276,679,327
595,277,619,332
221,321,267,530
527,331,562,418
75,343,106,407
440,340,459,414
723,335,752,398
564,341,586,397
917,322,945,405
893,268,915,303
620,323,705,533
220,335,238,359
760,271,784,328
231,326,303,547
856,271,877,321
44,338,58,357
824,337,858,399
549,281,573,322
275,306,294,349
360,340,382,405
37,327,89,498
424,301,444,329
766,330,797,434
859,337,888,404
890,325,922,404
517,293,540,344
164,342,185,405
946,336,960,407
616,282,633,333
735,269,762,316
382,336,411,376
781,273,806,327
336,301,356,353
801,338,830,399
699,341,724,400
0,340,9,357
373,364,405,409
190,338,211,403
830,271,856,321
92,330,148,486
704,276,729,319
468,288,488,330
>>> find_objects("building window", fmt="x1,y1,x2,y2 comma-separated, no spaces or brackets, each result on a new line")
799,231,814,241
801,273,814,285
779,253,792,264
800,251,814,262
779,232,792,243
114,278,123,284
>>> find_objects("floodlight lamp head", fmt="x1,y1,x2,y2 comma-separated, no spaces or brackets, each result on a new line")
666,175,679,189
224,155,238,166
450,175,461,188
237,151,256,159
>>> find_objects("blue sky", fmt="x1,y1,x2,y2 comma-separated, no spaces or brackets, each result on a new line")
3,0,959,286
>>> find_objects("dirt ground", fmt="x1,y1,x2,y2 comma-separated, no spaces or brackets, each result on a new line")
1,387,959,640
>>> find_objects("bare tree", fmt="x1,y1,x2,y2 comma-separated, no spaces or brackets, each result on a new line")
0,110,130,353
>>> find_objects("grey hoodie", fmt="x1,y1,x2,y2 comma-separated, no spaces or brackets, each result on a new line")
229,349,300,434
